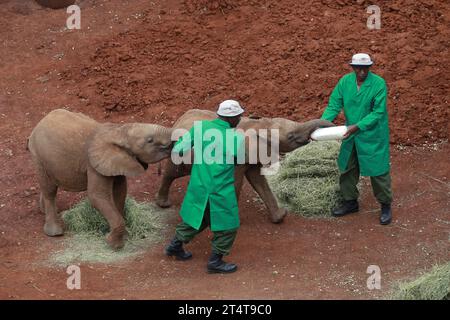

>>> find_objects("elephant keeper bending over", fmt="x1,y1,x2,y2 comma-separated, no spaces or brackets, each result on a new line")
165,100,245,274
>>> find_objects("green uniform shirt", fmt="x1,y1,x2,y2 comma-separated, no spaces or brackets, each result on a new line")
321,71,390,177
173,118,245,231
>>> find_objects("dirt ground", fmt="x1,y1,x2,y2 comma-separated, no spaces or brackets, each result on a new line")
0,0,449,299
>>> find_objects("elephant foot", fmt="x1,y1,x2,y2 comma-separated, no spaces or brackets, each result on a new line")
156,197,172,208
270,208,287,224
44,220,64,236
106,228,128,250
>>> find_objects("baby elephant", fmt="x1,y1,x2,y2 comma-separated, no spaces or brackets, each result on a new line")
28,109,173,249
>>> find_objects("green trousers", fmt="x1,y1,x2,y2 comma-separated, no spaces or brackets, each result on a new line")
340,147,393,205
175,203,238,256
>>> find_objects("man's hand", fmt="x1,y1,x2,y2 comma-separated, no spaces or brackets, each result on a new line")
343,125,359,139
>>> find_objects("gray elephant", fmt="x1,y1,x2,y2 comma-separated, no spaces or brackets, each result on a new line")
156,109,334,223
28,109,173,249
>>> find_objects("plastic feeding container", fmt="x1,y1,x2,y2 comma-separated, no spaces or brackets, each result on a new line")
311,126,348,141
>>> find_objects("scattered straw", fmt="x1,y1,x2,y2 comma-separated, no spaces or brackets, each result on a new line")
49,197,171,265
268,141,345,218
391,262,450,300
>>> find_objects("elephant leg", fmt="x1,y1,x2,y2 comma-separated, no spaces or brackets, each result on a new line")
87,165,127,250
245,165,287,224
37,166,64,236
234,165,248,200
156,161,190,208
113,176,127,217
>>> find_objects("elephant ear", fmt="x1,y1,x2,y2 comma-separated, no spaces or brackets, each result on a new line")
88,124,146,177
240,127,278,164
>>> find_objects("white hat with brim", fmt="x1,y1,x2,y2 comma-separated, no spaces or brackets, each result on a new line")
349,53,373,66
217,100,245,117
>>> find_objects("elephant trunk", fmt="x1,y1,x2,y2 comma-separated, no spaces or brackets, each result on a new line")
298,119,335,137
284,119,335,152
157,126,175,149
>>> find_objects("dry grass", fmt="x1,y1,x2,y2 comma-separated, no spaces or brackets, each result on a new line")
49,197,171,265
391,262,450,300
268,141,344,218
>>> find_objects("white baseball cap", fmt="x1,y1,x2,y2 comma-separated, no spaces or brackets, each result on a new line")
349,53,373,66
217,100,245,117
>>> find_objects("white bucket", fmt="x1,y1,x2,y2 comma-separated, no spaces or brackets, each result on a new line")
311,126,348,141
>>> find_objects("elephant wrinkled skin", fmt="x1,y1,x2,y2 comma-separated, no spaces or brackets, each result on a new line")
28,109,173,249
156,109,334,223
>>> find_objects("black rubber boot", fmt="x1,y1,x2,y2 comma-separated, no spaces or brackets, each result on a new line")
207,252,237,274
165,237,192,261
332,200,359,217
380,204,392,225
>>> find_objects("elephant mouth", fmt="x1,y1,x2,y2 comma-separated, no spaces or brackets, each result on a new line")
137,157,149,171
297,140,310,147
291,139,309,149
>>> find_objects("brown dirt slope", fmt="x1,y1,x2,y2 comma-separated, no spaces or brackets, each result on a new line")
63,0,450,145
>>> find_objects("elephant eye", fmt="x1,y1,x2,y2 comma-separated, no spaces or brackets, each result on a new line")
147,137,153,144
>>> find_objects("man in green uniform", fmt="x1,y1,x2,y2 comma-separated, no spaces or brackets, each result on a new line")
165,100,245,273
321,53,393,225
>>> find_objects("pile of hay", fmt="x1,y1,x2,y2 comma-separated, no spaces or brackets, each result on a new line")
391,262,450,300
268,141,343,218
50,197,170,265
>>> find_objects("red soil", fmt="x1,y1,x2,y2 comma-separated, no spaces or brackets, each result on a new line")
0,0,448,299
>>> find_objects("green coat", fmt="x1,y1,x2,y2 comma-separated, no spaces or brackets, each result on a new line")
321,71,390,176
173,118,244,231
